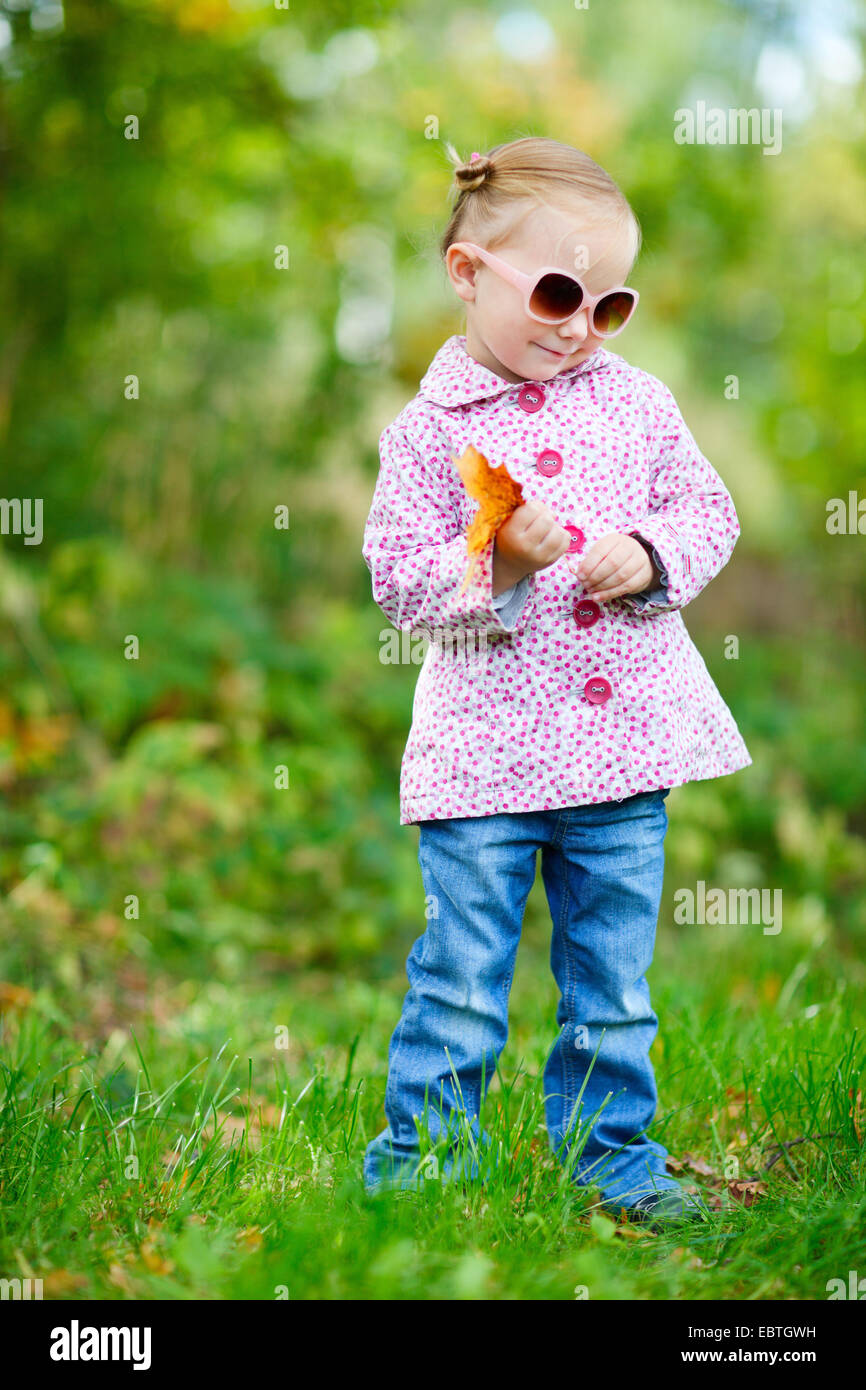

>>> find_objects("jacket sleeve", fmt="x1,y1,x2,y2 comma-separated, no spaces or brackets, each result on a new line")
622,535,671,610
619,376,740,615
491,574,532,626
362,421,537,634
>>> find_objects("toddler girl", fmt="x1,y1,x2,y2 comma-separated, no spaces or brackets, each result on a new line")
361,136,752,1227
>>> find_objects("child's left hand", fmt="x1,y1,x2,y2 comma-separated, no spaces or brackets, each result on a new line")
568,532,659,602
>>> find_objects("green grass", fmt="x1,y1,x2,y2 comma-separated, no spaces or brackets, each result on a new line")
1,902,863,1301
1,597,864,1299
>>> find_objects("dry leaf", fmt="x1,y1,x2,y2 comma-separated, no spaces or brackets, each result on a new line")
453,445,524,595
727,1178,767,1206
666,1151,721,1182
612,1219,655,1240
108,1262,136,1293
698,1188,726,1212
43,1269,89,1296
140,1239,175,1275
237,1226,263,1250
724,1086,750,1118
849,1088,863,1143
678,1152,718,1178
0,982,34,1015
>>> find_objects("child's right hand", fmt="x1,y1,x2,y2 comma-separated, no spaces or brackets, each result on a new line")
492,499,572,595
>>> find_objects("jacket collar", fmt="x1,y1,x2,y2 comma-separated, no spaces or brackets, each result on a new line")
418,333,613,408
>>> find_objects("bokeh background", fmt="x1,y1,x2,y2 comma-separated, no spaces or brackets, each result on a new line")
0,0,865,1299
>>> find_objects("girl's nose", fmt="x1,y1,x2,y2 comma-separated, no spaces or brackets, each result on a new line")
559,308,590,343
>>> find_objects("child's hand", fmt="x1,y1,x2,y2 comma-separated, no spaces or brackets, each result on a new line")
492,499,572,595
570,532,658,602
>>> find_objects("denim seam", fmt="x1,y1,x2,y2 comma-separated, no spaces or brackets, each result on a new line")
554,846,576,1166
384,933,428,1155
383,989,410,1145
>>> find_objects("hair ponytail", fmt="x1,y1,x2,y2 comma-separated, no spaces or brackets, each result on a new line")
439,136,640,267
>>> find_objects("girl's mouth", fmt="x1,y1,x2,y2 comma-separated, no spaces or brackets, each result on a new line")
536,344,572,358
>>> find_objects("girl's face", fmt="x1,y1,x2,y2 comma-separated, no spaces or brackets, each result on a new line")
446,202,637,385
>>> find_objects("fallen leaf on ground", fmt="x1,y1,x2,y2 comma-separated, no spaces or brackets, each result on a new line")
237,1226,263,1249
726,1178,767,1206
200,1102,284,1151
0,982,34,1015
43,1269,89,1295
140,1239,175,1275
612,1218,655,1240
698,1187,726,1212
849,1088,863,1143
722,1087,750,1118
108,1262,136,1292
666,1152,721,1181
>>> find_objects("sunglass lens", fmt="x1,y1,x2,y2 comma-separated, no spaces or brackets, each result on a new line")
530,273,583,322
592,291,636,336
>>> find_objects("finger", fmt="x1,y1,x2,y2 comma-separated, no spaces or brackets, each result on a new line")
516,498,546,527
586,558,641,590
578,536,636,586
579,554,617,587
511,503,549,543
584,570,625,595
587,561,646,598
523,512,567,551
539,531,572,566
591,585,624,603
576,540,619,584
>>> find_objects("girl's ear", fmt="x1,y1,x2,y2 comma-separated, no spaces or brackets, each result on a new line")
445,246,479,306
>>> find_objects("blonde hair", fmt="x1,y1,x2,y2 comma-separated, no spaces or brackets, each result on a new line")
440,136,641,268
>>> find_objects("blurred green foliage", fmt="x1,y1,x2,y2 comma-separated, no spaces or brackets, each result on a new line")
0,0,864,1025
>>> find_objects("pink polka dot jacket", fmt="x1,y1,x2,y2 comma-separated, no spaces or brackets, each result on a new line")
362,334,753,825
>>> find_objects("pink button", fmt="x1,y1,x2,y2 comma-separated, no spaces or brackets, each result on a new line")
517,384,545,413
584,676,613,704
574,599,601,627
563,525,585,552
535,448,563,476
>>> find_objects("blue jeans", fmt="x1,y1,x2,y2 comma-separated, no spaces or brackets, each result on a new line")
363,790,681,1210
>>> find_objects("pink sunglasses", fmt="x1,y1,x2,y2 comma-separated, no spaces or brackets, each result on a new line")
454,241,639,337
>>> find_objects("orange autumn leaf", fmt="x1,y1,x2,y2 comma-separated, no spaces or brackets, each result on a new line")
0,982,34,1015
43,1269,90,1296
850,1088,863,1143
139,1239,175,1276
237,1226,263,1250
453,445,525,595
